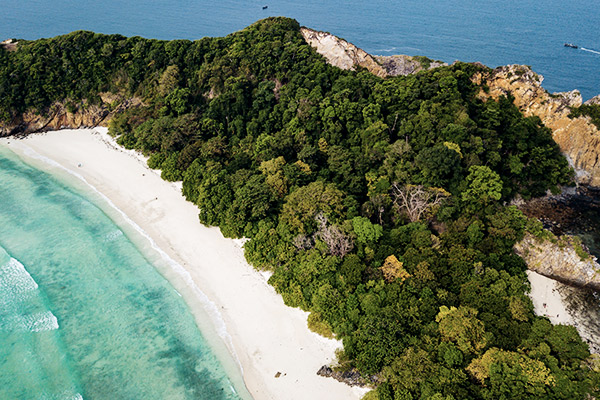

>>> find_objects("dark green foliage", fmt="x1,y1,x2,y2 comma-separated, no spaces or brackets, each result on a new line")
569,103,600,130
1,17,595,400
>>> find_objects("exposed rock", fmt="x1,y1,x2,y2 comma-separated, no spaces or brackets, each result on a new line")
300,28,388,78
375,55,446,76
585,94,600,106
0,39,18,52
300,29,445,78
316,365,373,387
0,96,142,137
473,65,600,186
515,233,600,291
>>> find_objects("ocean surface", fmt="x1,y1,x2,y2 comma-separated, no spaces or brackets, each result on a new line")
0,147,250,400
2,0,599,100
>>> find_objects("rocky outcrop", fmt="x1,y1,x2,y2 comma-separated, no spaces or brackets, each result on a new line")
0,95,142,137
585,95,600,106
473,65,600,186
0,39,18,52
375,55,446,76
515,233,600,291
300,28,388,78
316,365,373,387
300,28,445,78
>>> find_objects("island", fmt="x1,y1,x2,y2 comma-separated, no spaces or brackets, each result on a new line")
2,17,600,400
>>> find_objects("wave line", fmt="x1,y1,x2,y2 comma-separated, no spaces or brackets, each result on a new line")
581,47,600,55
16,133,244,373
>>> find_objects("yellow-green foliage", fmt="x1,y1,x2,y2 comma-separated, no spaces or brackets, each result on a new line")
307,312,334,338
571,235,591,261
436,306,487,354
467,348,555,387
381,255,411,283
360,391,378,400
443,141,462,158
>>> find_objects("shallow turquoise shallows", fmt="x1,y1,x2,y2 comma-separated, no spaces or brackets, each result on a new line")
0,147,248,400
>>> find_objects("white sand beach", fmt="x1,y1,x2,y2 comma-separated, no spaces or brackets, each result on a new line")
0,129,368,400
527,270,599,354
527,271,574,325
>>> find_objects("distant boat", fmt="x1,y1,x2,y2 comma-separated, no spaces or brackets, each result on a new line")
262,5,268,9
564,43,578,49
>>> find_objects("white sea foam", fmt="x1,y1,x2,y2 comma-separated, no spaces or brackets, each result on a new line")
18,134,243,372
2,311,59,332
581,47,600,55
39,391,83,400
0,257,39,296
104,229,123,241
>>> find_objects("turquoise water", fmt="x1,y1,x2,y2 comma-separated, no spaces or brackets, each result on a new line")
0,147,250,399
1,0,599,99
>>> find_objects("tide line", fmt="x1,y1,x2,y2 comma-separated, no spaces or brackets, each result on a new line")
1,311,59,333
15,137,244,374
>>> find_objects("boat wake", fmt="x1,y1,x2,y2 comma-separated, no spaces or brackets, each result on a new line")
581,47,600,55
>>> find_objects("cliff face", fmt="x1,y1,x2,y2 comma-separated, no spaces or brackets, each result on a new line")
300,28,388,78
515,233,600,291
473,65,600,186
301,28,446,78
0,95,141,137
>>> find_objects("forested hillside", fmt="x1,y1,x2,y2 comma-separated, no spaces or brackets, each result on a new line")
2,17,599,400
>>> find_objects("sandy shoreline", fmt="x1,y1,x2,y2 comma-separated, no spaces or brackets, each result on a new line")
0,129,368,400
527,270,599,354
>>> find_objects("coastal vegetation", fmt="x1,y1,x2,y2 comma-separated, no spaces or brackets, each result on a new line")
569,103,600,130
1,17,598,399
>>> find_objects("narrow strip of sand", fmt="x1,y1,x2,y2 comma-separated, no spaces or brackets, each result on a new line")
1,129,368,400
527,271,574,325
527,270,599,353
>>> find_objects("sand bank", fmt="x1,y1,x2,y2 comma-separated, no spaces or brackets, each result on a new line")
0,129,368,400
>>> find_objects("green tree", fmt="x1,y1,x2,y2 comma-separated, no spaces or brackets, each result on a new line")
280,181,345,233
436,306,487,354
461,165,503,210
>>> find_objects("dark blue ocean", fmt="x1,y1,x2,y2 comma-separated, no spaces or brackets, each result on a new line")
2,0,599,99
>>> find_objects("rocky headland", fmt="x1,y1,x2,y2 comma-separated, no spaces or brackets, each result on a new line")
300,28,446,77
299,29,600,336
473,65,600,187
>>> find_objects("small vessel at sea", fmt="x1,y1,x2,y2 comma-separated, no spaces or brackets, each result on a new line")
262,5,268,9
564,43,578,49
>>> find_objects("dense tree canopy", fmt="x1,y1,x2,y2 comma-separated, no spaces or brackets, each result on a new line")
1,17,595,400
